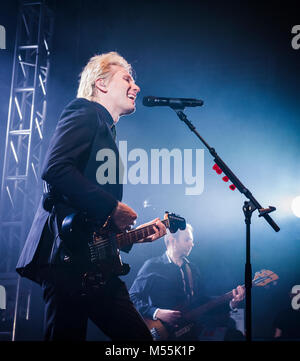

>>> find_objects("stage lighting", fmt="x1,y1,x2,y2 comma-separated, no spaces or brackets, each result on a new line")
291,196,300,218
143,199,151,208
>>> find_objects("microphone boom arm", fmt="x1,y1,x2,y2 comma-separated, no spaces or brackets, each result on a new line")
171,106,280,342
172,107,280,232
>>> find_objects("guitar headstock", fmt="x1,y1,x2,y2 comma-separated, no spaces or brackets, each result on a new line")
164,211,186,233
253,269,279,287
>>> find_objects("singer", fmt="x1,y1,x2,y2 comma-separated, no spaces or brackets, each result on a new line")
16,52,167,341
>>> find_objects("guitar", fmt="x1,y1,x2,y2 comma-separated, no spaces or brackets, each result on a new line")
60,211,186,287
144,269,279,341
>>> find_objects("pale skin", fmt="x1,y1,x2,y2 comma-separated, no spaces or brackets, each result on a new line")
156,228,245,325
92,64,166,241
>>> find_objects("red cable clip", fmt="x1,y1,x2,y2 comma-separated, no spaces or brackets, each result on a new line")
212,164,222,174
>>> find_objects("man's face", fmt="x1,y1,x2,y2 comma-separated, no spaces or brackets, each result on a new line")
105,65,140,117
174,228,194,257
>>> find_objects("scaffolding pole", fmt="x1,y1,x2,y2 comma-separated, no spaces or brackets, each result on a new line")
0,0,54,341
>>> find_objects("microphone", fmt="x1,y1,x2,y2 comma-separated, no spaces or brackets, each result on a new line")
143,96,204,108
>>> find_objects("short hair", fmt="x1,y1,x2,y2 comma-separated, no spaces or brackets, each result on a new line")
164,223,193,247
77,51,132,101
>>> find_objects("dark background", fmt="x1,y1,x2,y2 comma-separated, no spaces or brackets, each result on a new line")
0,0,299,341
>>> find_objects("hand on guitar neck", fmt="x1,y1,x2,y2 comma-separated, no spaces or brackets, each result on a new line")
111,202,166,242
135,218,167,243
230,285,245,309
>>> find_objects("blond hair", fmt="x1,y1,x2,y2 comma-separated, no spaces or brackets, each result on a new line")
164,223,193,247
77,51,132,101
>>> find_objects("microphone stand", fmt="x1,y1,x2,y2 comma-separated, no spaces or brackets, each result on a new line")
171,106,280,342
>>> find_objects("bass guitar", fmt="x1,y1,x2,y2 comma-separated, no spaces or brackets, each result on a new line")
144,269,279,341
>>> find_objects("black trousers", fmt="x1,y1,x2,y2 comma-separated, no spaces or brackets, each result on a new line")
42,274,152,341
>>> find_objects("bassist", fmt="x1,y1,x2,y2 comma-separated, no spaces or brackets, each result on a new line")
129,224,245,340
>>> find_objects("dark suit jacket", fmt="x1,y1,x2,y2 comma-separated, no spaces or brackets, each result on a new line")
16,98,124,284
129,252,230,322
129,252,206,319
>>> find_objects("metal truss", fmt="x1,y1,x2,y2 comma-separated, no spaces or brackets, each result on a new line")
0,1,54,340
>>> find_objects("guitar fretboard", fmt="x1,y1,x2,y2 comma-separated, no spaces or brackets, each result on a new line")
116,218,170,248
185,290,235,320
184,272,277,320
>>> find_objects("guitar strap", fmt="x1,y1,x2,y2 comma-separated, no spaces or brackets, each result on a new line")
184,263,194,299
111,124,117,140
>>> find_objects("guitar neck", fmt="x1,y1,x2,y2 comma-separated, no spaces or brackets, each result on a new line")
116,218,170,248
185,291,234,320
184,284,248,321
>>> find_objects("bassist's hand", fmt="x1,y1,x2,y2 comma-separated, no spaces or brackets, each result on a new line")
111,202,137,232
230,285,245,309
156,309,182,326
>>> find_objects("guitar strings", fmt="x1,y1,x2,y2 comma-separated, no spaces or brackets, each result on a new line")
90,219,172,252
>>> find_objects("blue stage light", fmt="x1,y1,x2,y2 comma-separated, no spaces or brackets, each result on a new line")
291,196,300,218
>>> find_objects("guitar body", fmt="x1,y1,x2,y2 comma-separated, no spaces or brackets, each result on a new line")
60,211,186,290
60,212,130,284
144,318,197,341
143,319,170,341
